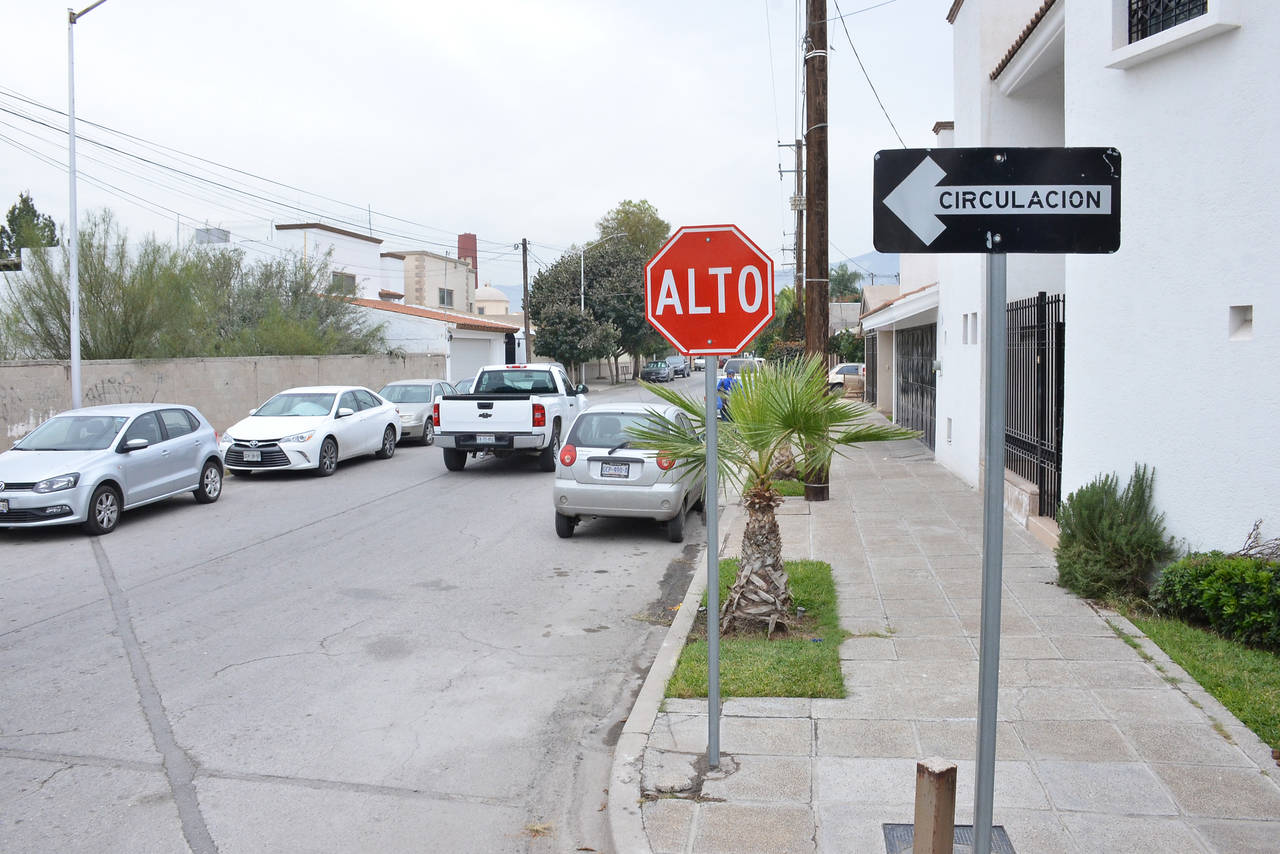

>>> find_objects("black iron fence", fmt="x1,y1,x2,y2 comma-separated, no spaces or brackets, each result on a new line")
896,324,936,451
864,335,878,406
1005,292,1065,519
1128,0,1207,43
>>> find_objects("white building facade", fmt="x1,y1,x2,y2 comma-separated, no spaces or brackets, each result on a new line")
397,250,476,314
883,0,1278,550
349,298,518,384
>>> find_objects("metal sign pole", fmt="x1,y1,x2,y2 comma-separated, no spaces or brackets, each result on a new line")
974,247,1007,854
704,361,720,768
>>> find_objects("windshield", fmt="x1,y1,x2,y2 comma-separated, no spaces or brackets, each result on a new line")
454,379,474,394
474,370,557,394
255,393,335,417
567,412,656,449
724,359,759,374
16,415,129,451
379,385,432,404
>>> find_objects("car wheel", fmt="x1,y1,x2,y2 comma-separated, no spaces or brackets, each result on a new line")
82,484,121,535
193,459,223,504
315,437,339,477
691,485,705,513
375,425,396,459
555,512,576,539
421,421,435,446
443,448,467,471
538,424,560,472
666,507,685,543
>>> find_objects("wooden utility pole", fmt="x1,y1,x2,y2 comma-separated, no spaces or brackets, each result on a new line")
794,137,805,319
804,0,830,501
521,238,531,359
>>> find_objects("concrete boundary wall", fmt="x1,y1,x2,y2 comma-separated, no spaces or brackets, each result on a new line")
0,353,445,441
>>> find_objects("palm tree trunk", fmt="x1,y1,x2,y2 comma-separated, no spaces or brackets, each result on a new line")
720,489,793,635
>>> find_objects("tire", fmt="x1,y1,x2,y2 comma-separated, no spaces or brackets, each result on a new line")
666,507,685,543
82,484,121,535
375,425,397,459
421,421,435,446
193,459,222,504
555,512,576,539
691,484,705,513
315,437,339,477
537,423,561,472
443,448,467,471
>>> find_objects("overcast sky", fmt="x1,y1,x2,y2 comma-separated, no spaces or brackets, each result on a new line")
1,0,953,298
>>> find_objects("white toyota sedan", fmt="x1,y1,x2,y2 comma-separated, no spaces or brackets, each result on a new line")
220,386,400,477
552,402,705,542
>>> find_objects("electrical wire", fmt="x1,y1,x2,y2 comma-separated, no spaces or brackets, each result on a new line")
831,0,906,147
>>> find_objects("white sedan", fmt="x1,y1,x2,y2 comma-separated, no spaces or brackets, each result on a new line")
220,386,400,477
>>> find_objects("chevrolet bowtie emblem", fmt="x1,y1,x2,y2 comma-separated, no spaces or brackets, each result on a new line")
478,412,493,419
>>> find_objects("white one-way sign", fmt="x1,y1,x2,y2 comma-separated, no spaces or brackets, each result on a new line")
873,148,1122,254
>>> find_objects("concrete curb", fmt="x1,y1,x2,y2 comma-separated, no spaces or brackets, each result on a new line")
607,499,740,854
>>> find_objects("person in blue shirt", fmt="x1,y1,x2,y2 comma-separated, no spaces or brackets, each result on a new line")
716,369,737,420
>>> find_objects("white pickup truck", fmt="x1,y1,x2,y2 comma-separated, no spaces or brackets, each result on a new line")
433,364,588,471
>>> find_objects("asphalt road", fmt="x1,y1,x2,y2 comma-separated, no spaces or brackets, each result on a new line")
0,372,710,853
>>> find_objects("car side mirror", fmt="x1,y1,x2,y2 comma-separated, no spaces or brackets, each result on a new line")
122,437,149,452
576,384,589,395
337,407,355,418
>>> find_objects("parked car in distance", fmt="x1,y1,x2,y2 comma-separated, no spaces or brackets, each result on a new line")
692,356,706,372
827,362,865,391
221,386,400,478
665,355,690,378
453,377,475,395
721,356,764,377
553,403,705,542
378,379,455,445
641,360,674,382
0,403,224,535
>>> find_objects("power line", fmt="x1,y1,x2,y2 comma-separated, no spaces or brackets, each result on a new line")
831,0,906,148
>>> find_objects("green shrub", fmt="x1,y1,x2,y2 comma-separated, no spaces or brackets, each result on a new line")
1153,552,1280,650
1055,464,1175,598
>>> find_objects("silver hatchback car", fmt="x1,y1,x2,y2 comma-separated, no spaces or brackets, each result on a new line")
552,403,705,542
0,404,224,535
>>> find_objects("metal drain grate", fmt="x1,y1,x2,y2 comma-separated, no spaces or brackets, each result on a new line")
882,823,1016,853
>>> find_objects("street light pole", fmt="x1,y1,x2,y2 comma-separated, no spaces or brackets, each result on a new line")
66,0,109,408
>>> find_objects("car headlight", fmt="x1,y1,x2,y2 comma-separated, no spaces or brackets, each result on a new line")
34,473,80,493
279,431,316,444
221,434,237,444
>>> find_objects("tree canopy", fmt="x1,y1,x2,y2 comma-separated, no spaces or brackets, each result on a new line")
829,262,864,302
0,192,58,260
595,199,671,258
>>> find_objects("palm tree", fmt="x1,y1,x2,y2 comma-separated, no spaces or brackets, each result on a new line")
632,355,917,635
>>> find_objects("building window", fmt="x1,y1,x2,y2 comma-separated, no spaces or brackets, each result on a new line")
1128,0,1207,43
439,288,454,307
477,306,485,315
332,271,356,291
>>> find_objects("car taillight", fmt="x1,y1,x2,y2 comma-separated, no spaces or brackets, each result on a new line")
657,453,675,471
432,403,440,427
560,444,577,466
533,403,546,427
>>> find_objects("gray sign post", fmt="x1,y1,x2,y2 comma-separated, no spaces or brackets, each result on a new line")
873,147,1120,854
704,362,720,767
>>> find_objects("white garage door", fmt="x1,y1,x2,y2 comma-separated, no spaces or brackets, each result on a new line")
450,336,495,384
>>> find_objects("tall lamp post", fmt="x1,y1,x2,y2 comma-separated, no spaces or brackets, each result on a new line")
67,0,109,408
579,232,626,311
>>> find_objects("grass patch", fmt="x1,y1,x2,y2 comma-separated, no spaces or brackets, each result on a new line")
1125,612,1280,750
665,558,849,699
772,479,804,497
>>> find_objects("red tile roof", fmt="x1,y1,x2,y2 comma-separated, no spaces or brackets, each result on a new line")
275,222,383,244
349,298,519,333
991,0,1059,81
860,283,938,320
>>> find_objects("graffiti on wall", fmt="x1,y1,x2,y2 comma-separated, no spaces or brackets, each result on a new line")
81,371,166,406
0,384,64,439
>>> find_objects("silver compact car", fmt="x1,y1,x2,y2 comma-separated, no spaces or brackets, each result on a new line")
221,386,400,478
552,403,705,542
0,404,224,535
379,379,455,445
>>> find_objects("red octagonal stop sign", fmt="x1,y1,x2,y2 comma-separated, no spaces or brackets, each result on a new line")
645,224,775,355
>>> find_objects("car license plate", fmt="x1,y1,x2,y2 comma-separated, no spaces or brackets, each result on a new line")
600,462,630,478
243,449,262,462
0,499,7,513
476,434,495,444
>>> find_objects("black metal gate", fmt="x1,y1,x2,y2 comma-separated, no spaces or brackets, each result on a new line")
1005,292,1065,519
895,324,936,451
864,335,877,406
